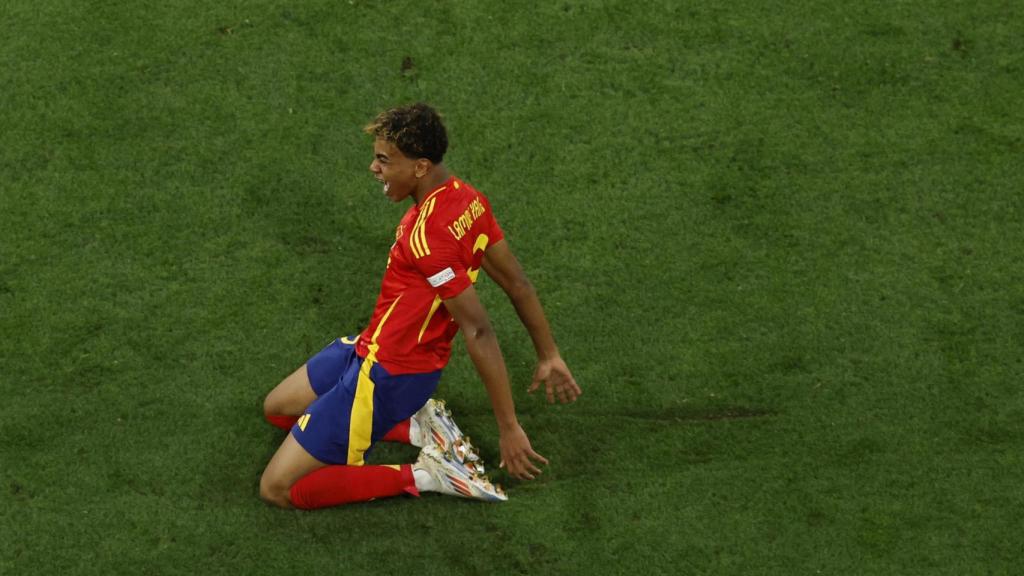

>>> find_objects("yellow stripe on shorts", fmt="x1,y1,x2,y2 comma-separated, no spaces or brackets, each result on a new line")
346,295,402,466
346,363,375,466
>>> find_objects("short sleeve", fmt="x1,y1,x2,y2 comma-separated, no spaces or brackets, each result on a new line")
481,195,505,245
412,223,471,300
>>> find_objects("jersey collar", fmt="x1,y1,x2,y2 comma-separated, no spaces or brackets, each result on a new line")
420,176,455,207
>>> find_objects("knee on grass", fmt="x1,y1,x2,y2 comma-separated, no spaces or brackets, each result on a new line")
259,474,293,509
263,391,285,419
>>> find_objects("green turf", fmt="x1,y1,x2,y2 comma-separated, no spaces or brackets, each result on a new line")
2,1,1022,574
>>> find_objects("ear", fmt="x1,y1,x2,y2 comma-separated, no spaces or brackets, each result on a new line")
414,158,432,179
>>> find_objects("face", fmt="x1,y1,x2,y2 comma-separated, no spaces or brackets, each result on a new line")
369,138,427,203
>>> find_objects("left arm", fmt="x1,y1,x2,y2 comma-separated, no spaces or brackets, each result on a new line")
482,239,581,404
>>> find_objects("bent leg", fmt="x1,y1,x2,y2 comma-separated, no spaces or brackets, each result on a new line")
259,432,417,510
264,339,361,428
263,364,318,421
380,419,412,443
289,464,418,509
259,432,327,508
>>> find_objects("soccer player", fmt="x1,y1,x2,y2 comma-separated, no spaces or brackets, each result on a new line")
259,103,581,509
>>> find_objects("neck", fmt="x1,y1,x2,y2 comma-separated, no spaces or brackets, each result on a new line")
413,165,450,204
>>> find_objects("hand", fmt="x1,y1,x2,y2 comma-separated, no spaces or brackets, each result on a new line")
499,423,548,481
529,356,581,404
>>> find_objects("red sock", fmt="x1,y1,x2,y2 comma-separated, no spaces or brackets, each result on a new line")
265,414,299,430
380,419,411,444
289,464,418,509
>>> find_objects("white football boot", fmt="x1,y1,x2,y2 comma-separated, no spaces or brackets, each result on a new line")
411,399,481,464
414,444,507,502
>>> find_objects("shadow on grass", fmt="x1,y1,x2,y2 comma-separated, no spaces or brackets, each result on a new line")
614,405,777,422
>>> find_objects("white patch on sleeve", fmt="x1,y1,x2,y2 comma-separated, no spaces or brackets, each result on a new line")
427,267,456,288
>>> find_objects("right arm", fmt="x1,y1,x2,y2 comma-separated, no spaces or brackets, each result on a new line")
443,284,547,480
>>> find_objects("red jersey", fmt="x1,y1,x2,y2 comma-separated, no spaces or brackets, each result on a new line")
356,176,505,375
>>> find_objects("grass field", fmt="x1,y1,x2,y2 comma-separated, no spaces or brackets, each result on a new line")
2,1,1022,574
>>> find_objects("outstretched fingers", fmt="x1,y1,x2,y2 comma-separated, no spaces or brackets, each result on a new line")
548,372,580,404
562,373,581,403
500,449,549,481
528,372,542,395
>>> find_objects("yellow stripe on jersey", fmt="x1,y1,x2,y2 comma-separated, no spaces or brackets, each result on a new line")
409,199,434,258
417,295,443,343
425,184,447,202
409,203,429,258
416,199,433,257
410,184,446,258
417,233,488,342
411,197,437,259
347,295,402,466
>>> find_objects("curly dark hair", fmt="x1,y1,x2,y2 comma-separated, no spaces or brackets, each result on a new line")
364,103,448,164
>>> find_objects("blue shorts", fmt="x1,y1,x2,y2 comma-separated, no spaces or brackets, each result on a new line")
292,337,441,465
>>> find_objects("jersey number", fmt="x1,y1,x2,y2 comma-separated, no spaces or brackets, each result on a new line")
467,234,490,283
